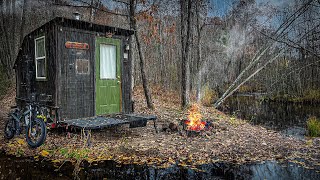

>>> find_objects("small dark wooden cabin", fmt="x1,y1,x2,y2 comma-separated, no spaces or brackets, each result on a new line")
15,17,134,121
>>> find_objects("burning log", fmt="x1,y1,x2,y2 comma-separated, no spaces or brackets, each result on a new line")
183,104,209,133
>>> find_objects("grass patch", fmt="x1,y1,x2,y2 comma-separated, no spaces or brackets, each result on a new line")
201,85,218,107
303,89,320,102
306,116,320,137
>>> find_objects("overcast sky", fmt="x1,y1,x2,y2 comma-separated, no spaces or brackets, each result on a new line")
209,0,294,17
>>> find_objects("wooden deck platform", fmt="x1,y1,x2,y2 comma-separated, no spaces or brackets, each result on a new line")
59,114,157,131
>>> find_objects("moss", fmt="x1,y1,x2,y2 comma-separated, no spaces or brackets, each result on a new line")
306,116,320,137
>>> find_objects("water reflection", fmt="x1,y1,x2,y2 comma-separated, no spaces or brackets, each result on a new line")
0,152,319,179
220,95,320,131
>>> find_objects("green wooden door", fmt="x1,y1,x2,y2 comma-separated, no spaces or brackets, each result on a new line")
95,37,121,115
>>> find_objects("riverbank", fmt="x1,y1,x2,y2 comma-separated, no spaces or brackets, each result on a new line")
0,86,320,177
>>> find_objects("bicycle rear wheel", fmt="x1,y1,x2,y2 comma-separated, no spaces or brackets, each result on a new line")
4,118,15,139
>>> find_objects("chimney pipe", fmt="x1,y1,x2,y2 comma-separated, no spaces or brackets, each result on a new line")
73,12,81,20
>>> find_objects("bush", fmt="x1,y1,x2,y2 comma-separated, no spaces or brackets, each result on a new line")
306,116,320,137
201,85,218,107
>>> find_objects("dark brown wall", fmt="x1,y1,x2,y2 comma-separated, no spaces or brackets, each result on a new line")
16,23,56,105
121,36,133,114
57,27,95,119
57,28,133,119
16,19,133,119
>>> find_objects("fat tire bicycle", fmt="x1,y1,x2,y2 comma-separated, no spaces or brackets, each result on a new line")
4,95,47,148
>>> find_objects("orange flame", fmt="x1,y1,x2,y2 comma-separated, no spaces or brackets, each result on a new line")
185,104,206,131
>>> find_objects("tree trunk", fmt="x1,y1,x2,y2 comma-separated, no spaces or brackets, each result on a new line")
195,0,202,102
19,0,29,44
158,21,164,85
214,52,283,108
180,0,192,108
0,1,13,77
11,0,16,48
129,0,154,109
214,1,312,108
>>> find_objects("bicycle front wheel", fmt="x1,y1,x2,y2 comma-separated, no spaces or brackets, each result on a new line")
26,118,47,148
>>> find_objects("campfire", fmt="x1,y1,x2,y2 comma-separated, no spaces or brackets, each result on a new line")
184,104,207,132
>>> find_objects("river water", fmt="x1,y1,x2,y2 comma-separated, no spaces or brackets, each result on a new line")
1,152,320,180
219,95,320,138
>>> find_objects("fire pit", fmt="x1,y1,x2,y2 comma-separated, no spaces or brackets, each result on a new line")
182,104,210,135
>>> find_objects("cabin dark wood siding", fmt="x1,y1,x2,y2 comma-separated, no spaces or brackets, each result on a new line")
57,27,95,119
57,30,132,118
15,18,134,118
121,36,133,113
16,24,57,105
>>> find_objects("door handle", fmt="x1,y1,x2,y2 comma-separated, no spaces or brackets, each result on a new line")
117,80,121,84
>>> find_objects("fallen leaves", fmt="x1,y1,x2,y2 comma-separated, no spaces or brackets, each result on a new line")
0,86,319,171
17,139,26,145
40,150,50,157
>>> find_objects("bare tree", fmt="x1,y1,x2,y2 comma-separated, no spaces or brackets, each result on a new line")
180,0,192,108
19,0,29,44
214,0,315,107
129,0,154,109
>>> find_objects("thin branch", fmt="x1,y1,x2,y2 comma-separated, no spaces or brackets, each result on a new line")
53,0,129,17
53,3,90,8
214,0,314,107
271,59,320,88
257,25,320,59
112,0,130,5
215,52,284,108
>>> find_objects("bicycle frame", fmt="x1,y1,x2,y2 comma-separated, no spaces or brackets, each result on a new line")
9,104,35,134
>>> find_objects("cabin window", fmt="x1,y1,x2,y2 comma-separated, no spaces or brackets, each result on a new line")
100,44,116,79
35,36,46,80
76,59,89,74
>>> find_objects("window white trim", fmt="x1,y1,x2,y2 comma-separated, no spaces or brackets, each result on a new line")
35,36,46,80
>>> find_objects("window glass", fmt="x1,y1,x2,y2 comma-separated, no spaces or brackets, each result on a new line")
36,38,45,58
36,59,46,78
35,36,46,79
100,44,116,79
76,59,89,74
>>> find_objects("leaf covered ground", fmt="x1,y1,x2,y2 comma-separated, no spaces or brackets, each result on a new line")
0,86,320,171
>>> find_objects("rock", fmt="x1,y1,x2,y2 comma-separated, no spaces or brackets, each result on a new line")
219,124,228,131
280,127,306,140
169,122,178,132
161,124,169,132
313,138,320,145
204,130,213,136
210,122,220,129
